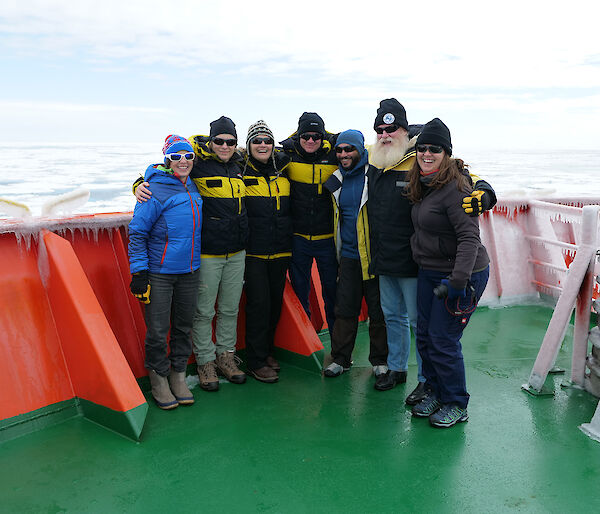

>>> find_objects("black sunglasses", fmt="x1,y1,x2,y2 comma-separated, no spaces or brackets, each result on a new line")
212,137,237,147
300,133,322,141
335,145,357,154
416,144,444,154
375,124,400,135
251,137,274,145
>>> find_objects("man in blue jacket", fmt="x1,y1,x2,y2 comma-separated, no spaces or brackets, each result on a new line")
322,130,387,377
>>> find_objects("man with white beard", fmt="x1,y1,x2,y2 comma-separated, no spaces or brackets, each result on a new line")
367,99,496,404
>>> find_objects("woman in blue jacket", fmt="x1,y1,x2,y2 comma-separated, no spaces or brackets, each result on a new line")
128,135,203,410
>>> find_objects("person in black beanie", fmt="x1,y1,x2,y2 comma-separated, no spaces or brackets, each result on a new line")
279,112,339,337
368,99,497,404
405,117,490,428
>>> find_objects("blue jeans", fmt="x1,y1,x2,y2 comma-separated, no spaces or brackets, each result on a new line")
289,235,337,334
145,271,200,376
416,267,489,408
379,275,424,381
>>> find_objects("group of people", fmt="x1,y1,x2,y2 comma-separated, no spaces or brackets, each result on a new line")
127,98,496,428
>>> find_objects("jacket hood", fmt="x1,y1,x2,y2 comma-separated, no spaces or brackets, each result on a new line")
143,163,182,183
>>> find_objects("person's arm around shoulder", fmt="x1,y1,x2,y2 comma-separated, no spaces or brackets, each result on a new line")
462,172,497,216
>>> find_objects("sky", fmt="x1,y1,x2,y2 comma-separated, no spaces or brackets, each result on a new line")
2,0,600,151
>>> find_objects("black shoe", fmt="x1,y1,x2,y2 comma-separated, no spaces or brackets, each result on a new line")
405,382,427,405
374,370,407,391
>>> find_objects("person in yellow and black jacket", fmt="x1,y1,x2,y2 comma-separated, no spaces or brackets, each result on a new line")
134,116,248,392
321,130,387,378
241,120,292,384
279,112,339,336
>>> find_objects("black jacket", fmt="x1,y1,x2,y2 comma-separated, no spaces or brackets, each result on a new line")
189,135,248,256
280,134,339,239
367,149,419,277
242,150,292,258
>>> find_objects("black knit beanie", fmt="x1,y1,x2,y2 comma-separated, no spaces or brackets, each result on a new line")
373,98,408,130
416,118,452,156
210,116,237,139
297,112,325,135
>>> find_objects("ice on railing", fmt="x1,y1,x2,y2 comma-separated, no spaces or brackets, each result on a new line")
0,213,133,250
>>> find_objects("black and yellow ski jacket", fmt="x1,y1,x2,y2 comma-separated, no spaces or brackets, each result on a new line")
242,150,292,259
280,134,339,240
189,135,248,257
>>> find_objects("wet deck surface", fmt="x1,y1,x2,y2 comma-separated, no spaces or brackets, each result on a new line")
2,305,600,513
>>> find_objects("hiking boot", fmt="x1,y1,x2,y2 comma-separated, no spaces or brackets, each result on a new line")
168,371,195,405
372,364,388,377
197,361,219,392
216,351,246,384
249,366,279,383
429,404,469,428
323,362,350,378
266,355,281,372
411,392,441,418
148,370,178,410
405,382,427,405
374,370,407,391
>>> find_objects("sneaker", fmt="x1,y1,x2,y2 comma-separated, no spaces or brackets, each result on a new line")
374,370,407,391
266,355,281,372
216,351,246,384
323,362,350,377
429,404,468,428
249,366,279,383
411,392,441,418
197,361,219,392
405,382,427,405
372,364,388,377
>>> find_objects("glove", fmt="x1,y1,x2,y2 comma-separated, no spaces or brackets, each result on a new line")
441,279,466,300
462,190,490,217
130,271,151,304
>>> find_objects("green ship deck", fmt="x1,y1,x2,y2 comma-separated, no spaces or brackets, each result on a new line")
2,304,600,513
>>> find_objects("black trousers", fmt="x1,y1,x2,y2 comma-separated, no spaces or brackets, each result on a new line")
330,257,387,368
244,256,290,370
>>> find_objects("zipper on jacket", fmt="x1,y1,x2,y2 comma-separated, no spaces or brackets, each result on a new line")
185,185,198,272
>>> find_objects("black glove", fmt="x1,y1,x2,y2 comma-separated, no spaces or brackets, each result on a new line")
462,190,491,217
130,271,150,304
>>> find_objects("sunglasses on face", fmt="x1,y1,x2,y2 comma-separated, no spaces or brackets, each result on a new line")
212,138,237,147
300,133,322,142
251,137,274,145
335,145,357,154
375,124,400,135
166,152,195,161
416,144,444,154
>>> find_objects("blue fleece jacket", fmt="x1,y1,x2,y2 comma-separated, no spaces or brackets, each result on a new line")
129,164,203,274
338,135,368,259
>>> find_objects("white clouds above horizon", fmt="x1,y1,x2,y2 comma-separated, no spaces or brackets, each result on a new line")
1,0,600,148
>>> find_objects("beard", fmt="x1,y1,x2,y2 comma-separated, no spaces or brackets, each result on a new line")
369,135,410,169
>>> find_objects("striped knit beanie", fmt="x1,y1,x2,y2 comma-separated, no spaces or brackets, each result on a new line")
246,120,274,152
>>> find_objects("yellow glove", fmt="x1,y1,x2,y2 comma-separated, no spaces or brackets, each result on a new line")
462,190,487,217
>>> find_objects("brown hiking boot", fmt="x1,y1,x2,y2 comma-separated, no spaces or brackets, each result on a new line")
168,371,195,405
216,351,246,384
249,366,279,383
197,361,219,392
266,355,281,372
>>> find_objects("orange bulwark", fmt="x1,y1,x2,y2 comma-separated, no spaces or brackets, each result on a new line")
0,213,324,442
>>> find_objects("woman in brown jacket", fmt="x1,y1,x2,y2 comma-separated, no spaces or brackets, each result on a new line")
405,118,490,428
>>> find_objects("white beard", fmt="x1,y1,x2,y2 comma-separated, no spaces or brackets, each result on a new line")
369,136,410,169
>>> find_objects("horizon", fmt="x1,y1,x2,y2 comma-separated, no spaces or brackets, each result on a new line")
2,1,600,151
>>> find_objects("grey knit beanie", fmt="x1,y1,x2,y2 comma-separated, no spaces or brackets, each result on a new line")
246,120,274,152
